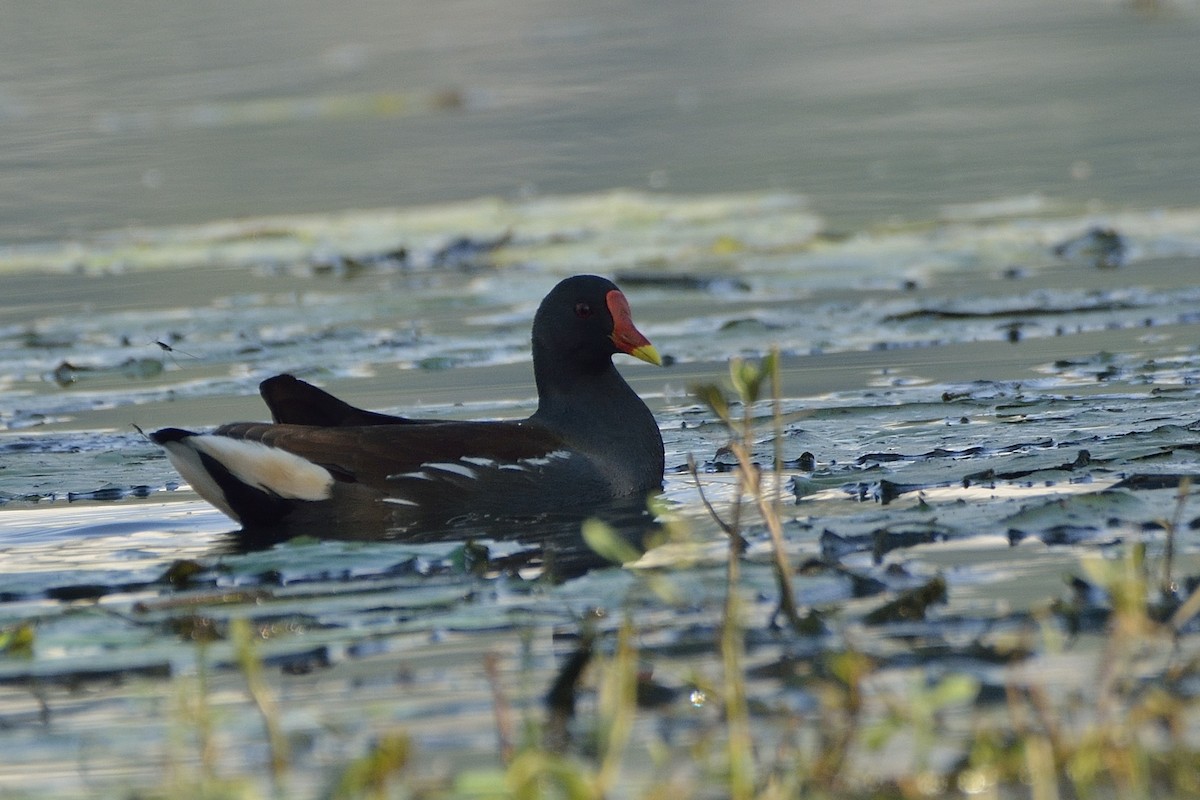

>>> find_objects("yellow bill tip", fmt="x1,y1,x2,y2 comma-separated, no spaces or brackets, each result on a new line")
628,343,663,367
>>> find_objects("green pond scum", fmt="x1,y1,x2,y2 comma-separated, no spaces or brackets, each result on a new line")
1,192,1200,797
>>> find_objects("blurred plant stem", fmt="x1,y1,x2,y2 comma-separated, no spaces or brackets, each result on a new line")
231,617,290,789
691,347,802,631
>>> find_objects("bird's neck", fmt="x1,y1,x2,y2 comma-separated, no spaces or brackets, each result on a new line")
531,356,665,492
531,355,655,445
533,359,632,425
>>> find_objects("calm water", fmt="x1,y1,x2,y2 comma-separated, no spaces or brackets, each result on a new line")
2,0,1198,243
2,2,1200,797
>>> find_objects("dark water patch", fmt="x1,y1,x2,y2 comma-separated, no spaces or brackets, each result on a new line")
962,448,1094,485
1113,473,1200,491
862,576,947,625
50,357,163,387
303,232,513,279
613,271,752,293
1010,524,1120,547
0,661,174,689
819,525,955,564
885,296,1142,323
429,233,513,271
66,485,155,502
1053,226,1129,269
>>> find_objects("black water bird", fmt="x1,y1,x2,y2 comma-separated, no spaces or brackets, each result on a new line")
150,275,666,537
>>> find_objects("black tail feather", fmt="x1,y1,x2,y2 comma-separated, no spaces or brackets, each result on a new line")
259,374,414,427
149,427,197,445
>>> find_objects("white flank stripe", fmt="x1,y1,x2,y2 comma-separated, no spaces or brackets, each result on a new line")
519,450,571,467
460,456,497,467
382,497,419,507
388,470,432,481
425,462,478,479
192,436,334,501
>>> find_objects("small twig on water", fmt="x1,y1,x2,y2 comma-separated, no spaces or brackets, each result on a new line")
484,651,515,764
686,453,743,545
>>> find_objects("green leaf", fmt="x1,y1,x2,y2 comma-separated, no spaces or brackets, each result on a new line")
691,382,731,423
760,348,780,386
582,519,643,565
0,623,34,658
453,768,511,797
506,750,595,800
862,717,903,751
926,673,980,709
826,650,872,686
332,732,411,798
729,357,765,404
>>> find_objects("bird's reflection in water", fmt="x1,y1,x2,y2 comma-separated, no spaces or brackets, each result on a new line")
218,495,662,582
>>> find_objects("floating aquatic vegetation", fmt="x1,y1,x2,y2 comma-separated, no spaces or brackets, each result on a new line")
49,357,163,387
862,576,948,625
1053,226,1129,269
613,270,752,293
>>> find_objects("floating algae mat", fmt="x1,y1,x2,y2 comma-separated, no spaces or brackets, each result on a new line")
3,191,1200,796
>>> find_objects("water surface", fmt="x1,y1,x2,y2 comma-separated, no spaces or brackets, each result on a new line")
3,0,1198,242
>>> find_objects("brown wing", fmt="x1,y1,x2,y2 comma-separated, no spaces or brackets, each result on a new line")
213,419,569,492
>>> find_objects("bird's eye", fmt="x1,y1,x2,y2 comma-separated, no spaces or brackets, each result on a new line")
575,302,593,318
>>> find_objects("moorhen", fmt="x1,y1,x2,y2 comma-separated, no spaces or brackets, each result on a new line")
150,274,665,535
